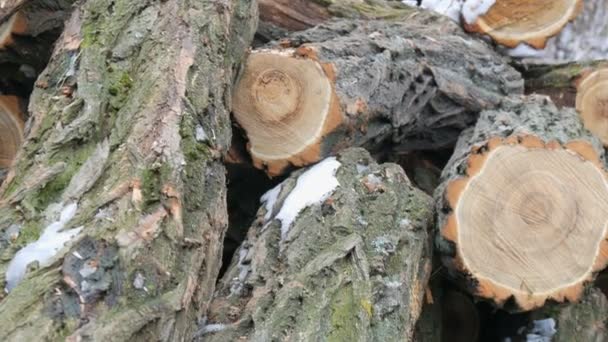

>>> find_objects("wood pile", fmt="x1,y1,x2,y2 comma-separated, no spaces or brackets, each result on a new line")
0,0,607,341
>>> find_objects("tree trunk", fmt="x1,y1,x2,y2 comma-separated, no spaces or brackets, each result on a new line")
0,0,257,341
234,13,524,175
435,95,608,311
202,148,434,341
522,60,608,145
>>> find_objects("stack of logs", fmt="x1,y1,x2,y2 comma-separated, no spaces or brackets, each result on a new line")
0,0,607,341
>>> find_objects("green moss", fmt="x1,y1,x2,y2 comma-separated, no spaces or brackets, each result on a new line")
15,221,42,246
328,283,359,342
140,169,161,206
23,144,95,212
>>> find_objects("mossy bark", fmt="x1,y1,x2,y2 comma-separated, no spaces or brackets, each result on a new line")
0,0,257,340
203,148,434,341
533,288,608,342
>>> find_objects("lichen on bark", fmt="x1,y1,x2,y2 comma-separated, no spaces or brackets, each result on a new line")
203,148,434,341
0,0,257,340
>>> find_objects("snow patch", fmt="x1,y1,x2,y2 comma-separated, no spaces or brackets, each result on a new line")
462,0,496,24
5,203,83,291
508,43,546,58
270,157,341,240
420,0,463,22
526,318,557,342
260,183,282,222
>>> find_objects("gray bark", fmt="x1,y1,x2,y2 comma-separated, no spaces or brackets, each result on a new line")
435,95,604,308
0,0,257,340
202,148,434,341
260,14,523,157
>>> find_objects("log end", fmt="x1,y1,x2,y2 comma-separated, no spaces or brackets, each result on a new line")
0,95,24,168
576,68,608,146
0,12,27,49
233,48,343,176
464,0,583,48
440,135,608,311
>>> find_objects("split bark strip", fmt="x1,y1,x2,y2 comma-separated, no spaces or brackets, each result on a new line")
0,0,256,341
464,0,583,49
522,60,608,145
258,0,414,32
203,148,434,341
234,14,524,176
435,95,608,311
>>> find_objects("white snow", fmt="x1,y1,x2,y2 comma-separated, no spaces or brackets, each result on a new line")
462,0,496,24
269,157,341,240
526,318,557,342
5,203,83,291
403,0,497,25
508,43,546,58
260,183,282,222
420,0,463,22
195,125,208,142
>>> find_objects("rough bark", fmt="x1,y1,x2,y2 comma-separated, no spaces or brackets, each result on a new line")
0,0,257,341
202,148,434,341
236,14,524,175
435,95,608,311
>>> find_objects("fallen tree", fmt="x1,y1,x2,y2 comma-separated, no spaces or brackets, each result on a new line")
234,13,523,175
435,95,608,311
202,148,434,341
0,0,257,340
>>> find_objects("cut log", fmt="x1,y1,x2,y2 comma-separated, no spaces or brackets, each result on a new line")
258,0,414,32
0,95,24,169
540,0,608,61
0,0,257,340
234,15,524,175
202,148,434,341
0,0,73,69
522,60,608,145
464,0,583,49
435,95,608,311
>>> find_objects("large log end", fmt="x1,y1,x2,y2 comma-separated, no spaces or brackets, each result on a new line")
464,0,583,48
233,48,343,176
440,135,608,311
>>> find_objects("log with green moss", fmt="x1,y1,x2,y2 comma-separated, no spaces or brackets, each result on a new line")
0,0,257,340
202,148,434,341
